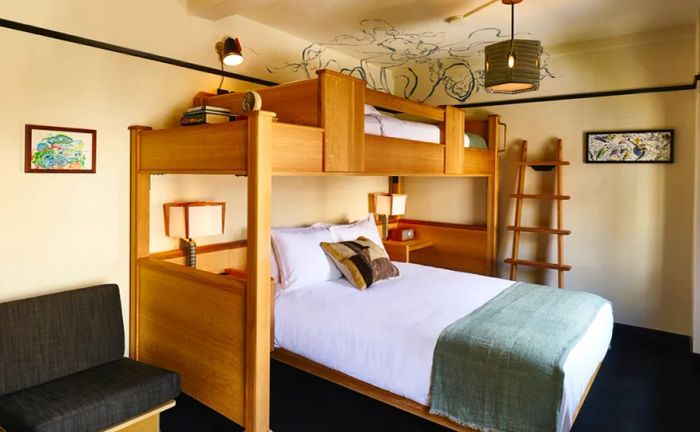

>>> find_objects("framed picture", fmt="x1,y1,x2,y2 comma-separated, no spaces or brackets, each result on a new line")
585,130,673,163
25,124,97,173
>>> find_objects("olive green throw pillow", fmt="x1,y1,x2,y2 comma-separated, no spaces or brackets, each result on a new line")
320,236,399,290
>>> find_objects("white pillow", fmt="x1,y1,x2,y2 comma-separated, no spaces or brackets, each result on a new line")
364,104,382,116
329,214,384,249
272,227,342,292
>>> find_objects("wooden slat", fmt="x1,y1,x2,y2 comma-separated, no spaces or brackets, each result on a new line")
462,148,494,175
102,401,175,432
485,115,500,275
137,258,246,424
129,126,151,358
504,258,572,271
245,111,274,432
364,135,444,174
271,122,323,173
556,139,566,288
520,161,570,166
139,122,247,174
509,141,528,281
510,194,570,200
443,106,465,174
365,89,445,122
204,80,320,126
319,70,365,172
507,226,571,235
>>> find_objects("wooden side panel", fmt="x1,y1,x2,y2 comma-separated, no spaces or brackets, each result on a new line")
203,80,320,126
444,106,466,174
137,258,246,425
319,70,365,172
364,135,444,174
398,220,489,275
463,148,494,176
139,122,247,174
366,89,445,122
465,119,488,138
271,123,323,173
485,115,500,275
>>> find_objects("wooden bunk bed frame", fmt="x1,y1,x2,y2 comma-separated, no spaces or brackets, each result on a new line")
129,70,595,432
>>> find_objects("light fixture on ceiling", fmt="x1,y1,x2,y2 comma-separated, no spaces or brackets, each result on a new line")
484,0,541,94
216,36,244,66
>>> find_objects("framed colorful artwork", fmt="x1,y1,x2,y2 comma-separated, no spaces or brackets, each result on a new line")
585,130,673,163
25,124,97,173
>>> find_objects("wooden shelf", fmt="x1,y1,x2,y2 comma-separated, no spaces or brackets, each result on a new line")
504,258,571,271
506,226,571,235
510,194,570,200
519,161,570,166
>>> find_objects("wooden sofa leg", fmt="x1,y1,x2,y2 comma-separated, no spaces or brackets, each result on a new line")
102,400,176,432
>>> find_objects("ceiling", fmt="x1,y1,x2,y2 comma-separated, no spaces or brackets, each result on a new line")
226,0,699,54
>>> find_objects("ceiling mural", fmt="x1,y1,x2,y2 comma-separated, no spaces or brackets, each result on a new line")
261,19,555,104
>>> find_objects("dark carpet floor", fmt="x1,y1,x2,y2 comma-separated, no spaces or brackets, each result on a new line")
161,324,700,431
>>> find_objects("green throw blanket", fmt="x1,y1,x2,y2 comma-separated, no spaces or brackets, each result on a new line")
430,282,609,432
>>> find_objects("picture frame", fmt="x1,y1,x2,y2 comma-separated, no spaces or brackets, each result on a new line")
25,124,97,173
585,129,673,163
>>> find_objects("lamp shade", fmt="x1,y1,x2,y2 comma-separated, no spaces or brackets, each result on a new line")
164,202,225,239
372,193,407,216
221,37,243,66
485,39,541,94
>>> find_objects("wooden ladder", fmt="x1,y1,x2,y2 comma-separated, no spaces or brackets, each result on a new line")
505,139,572,288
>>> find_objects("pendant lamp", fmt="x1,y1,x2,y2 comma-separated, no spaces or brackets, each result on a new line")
484,0,541,94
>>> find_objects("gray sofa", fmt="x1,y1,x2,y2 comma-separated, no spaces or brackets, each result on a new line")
0,284,180,432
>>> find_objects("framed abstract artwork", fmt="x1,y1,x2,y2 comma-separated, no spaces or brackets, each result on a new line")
585,130,673,163
25,124,97,173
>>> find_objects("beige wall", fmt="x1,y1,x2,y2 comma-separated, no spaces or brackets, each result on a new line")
0,1,386,348
404,31,697,335
694,12,700,353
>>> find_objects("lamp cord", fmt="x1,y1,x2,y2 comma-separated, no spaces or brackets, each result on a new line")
510,3,515,49
218,58,225,91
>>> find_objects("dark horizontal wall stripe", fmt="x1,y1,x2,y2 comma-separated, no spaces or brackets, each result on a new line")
457,75,700,108
0,17,278,87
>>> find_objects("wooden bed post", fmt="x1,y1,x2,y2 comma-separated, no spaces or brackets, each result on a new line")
443,106,466,174
318,70,365,172
245,111,275,432
485,115,500,276
129,126,151,359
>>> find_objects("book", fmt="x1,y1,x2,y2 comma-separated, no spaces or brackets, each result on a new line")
180,112,235,126
185,105,231,114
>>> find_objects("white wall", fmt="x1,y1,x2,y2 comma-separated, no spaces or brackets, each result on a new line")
403,30,697,335
0,0,386,349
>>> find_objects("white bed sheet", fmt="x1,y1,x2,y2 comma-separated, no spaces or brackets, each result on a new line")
364,114,472,147
274,262,613,432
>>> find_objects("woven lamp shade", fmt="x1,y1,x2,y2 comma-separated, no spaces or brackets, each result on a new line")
485,39,541,94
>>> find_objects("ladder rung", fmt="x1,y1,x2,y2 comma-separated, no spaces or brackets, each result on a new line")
510,194,571,200
520,161,570,166
507,226,571,235
505,258,572,271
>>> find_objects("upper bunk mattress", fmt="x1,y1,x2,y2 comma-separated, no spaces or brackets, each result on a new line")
274,262,613,432
364,114,487,148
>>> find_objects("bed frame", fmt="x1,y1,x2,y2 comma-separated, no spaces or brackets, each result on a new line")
129,69,592,432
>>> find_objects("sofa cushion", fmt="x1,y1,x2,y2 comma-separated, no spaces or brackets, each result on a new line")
0,358,180,432
0,284,124,396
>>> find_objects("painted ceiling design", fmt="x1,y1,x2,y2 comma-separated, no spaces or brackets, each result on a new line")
262,19,555,103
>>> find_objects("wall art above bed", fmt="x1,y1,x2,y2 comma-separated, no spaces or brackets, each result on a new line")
585,130,673,163
25,124,97,173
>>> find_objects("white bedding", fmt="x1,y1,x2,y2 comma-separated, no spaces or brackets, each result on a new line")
274,262,613,432
364,114,473,147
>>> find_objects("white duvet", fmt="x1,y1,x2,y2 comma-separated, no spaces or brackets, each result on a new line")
364,113,473,147
274,262,613,432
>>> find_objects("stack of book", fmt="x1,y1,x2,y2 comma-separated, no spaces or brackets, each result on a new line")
180,105,236,126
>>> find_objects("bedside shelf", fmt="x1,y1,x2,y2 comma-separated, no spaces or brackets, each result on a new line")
382,239,435,263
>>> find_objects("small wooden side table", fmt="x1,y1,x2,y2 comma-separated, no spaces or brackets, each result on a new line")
382,239,435,263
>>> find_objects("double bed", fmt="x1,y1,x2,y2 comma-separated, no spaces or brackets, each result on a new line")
274,261,613,432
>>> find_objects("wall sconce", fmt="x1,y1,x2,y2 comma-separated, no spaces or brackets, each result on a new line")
216,36,244,66
371,193,407,239
164,202,226,268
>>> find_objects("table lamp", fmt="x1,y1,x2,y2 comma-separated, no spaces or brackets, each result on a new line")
164,202,226,268
372,193,407,239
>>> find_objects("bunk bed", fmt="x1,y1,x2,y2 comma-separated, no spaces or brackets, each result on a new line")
129,69,607,432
